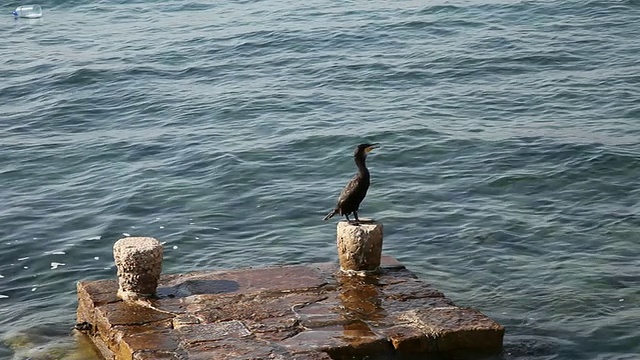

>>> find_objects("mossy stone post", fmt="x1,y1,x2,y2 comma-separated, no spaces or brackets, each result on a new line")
113,237,163,301
336,220,383,273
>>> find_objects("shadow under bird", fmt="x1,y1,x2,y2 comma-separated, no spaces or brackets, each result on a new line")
323,143,378,225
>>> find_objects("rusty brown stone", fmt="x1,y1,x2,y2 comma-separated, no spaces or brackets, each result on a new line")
162,265,329,298
383,325,435,354
148,297,188,316
115,329,180,359
112,323,175,337
77,255,504,359
77,281,121,332
293,299,349,330
383,297,456,322
92,336,115,360
289,351,334,360
399,307,505,354
96,301,175,327
179,321,252,345
172,314,200,329
248,315,301,342
281,320,393,359
184,338,286,360
93,301,175,344
78,280,120,305
77,297,96,331
381,278,447,301
192,292,327,324
133,351,181,360
337,281,385,323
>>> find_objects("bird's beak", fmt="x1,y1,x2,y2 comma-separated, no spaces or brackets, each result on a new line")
365,144,378,154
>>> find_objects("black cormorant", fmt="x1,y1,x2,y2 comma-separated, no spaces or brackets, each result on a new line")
323,143,378,225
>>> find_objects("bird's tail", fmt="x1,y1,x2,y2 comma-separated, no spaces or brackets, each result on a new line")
323,209,337,221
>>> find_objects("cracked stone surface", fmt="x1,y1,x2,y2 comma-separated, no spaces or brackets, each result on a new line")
76,255,504,359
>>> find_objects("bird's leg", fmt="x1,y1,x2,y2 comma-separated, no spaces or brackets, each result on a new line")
344,213,351,223
353,211,360,226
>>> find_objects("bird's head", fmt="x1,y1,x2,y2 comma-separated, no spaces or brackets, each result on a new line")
354,143,378,157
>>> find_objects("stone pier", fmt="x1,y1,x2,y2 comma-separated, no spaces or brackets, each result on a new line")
76,237,505,359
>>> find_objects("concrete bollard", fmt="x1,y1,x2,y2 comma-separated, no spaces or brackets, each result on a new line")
113,237,163,301
336,220,383,273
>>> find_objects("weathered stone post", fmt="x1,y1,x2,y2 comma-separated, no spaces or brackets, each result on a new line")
113,237,163,301
336,220,383,273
